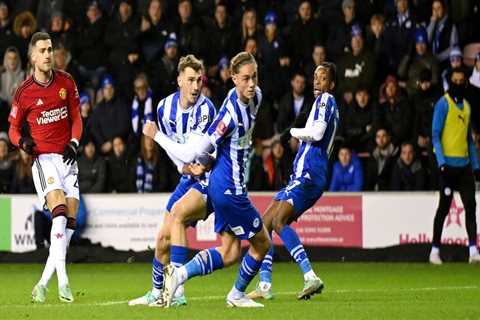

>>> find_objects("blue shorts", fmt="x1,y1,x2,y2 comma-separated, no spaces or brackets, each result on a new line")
274,175,325,218
166,177,214,226
209,185,263,240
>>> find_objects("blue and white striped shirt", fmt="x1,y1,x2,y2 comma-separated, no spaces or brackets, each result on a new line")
292,92,339,180
156,92,216,178
206,87,262,195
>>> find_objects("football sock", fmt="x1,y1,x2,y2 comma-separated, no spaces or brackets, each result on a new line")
151,257,164,297
183,248,224,280
234,253,262,293
469,245,479,257
259,243,273,284
50,208,68,287
279,225,313,276
170,245,189,267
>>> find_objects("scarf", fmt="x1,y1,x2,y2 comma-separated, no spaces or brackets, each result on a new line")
136,157,155,193
131,89,153,135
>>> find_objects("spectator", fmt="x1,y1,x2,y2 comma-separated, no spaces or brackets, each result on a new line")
340,86,375,153
106,136,135,192
0,2,15,59
79,92,93,147
398,27,439,97
427,0,459,70
277,72,313,134
375,75,413,145
366,14,388,86
289,1,322,67
90,75,131,155
75,0,107,89
0,46,25,105
0,132,12,193
263,140,289,190
327,0,359,61
130,73,154,151
11,149,35,193
149,37,178,100
390,142,427,190
211,56,233,107
78,139,106,193
36,0,64,31
383,0,416,73
365,128,399,190
248,140,269,191
257,10,289,102
238,8,260,51
304,44,327,88
104,0,141,96
139,0,174,64
337,24,376,106
0,97,8,132
206,1,236,74
48,11,73,50
53,45,82,89
468,52,480,131
12,10,36,67
329,145,363,191
175,0,204,57
135,135,162,192
441,47,463,91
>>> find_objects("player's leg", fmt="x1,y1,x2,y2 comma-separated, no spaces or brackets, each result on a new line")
431,173,454,265
248,200,278,300
457,167,480,263
129,212,172,306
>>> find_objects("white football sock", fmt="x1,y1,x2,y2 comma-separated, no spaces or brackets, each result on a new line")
431,246,440,255
469,245,479,257
51,216,69,287
304,270,317,281
227,286,244,300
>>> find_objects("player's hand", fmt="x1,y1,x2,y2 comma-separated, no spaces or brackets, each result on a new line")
19,136,36,155
189,163,206,176
63,140,78,165
143,120,159,139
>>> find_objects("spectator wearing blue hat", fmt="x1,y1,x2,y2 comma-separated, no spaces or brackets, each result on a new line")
148,36,178,100
398,27,439,96
441,46,463,91
327,0,359,62
427,0,459,70
258,10,289,102
337,24,376,107
90,75,131,155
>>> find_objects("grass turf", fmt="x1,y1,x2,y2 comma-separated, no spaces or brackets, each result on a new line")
0,262,479,320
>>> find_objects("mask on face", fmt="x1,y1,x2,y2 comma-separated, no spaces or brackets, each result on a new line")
448,83,465,102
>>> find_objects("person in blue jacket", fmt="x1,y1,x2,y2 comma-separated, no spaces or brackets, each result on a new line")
329,145,363,191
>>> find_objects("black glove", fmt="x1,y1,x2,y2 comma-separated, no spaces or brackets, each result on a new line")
474,169,480,182
63,141,78,165
19,136,36,155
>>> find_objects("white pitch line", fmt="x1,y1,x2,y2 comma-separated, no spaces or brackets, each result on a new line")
2,286,477,308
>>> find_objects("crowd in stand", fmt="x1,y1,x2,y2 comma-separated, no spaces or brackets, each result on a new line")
0,0,480,194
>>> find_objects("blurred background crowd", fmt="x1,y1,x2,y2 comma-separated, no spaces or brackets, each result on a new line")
1,0,480,194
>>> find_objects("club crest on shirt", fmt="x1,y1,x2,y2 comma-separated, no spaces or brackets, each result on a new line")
47,177,54,184
59,88,67,100
216,121,227,136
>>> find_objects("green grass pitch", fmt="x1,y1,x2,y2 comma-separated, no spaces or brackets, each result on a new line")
0,262,479,320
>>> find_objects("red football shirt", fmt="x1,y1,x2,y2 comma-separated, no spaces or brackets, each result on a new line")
8,70,82,156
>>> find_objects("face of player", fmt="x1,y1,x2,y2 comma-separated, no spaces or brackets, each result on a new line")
313,67,334,97
400,144,414,166
178,67,202,107
32,39,53,73
338,148,352,167
232,62,257,103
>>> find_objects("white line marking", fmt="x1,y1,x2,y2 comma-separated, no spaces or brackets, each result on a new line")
2,286,477,308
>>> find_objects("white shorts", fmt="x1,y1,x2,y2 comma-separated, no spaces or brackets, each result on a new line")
31,153,80,207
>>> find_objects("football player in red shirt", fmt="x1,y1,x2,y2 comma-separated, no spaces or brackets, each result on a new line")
8,32,82,303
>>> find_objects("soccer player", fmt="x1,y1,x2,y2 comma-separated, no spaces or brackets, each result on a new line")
248,62,339,300
129,55,220,307
8,32,82,303
147,52,271,308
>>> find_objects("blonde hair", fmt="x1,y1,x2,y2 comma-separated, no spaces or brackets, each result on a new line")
177,54,203,74
230,52,256,75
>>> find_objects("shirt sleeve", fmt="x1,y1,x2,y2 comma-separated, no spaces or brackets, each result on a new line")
156,100,169,135
432,97,448,167
67,77,82,144
8,89,27,146
206,106,236,146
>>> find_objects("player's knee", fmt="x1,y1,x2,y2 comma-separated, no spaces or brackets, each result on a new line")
171,203,189,224
271,216,285,234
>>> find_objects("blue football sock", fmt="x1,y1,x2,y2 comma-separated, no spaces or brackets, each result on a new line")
234,253,262,292
259,234,273,283
152,257,164,290
171,245,189,267
279,225,312,274
184,248,224,279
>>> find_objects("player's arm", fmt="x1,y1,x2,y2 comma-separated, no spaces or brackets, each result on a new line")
8,91,35,154
431,98,448,167
63,78,83,165
290,97,333,142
